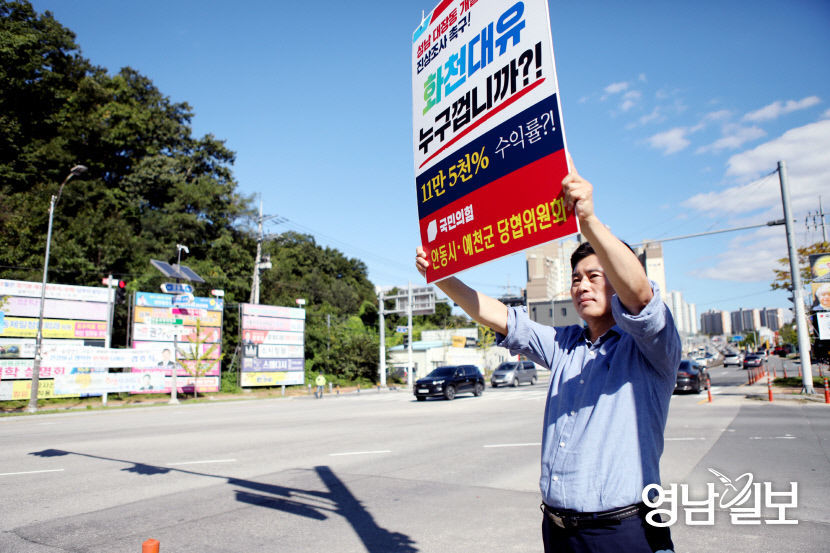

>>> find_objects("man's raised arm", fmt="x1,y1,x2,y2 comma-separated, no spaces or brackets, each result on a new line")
415,246,509,335
561,159,653,315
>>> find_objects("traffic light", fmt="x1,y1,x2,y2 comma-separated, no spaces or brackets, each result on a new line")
115,280,127,304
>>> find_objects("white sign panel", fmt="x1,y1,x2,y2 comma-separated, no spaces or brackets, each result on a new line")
0,279,113,303
42,346,160,368
818,312,830,341
53,372,166,395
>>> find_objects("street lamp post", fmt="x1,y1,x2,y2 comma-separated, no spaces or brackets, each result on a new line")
27,165,88,413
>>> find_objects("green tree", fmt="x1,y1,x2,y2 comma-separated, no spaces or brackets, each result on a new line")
771,241,830,291
0,1,255,357
178,319,221,399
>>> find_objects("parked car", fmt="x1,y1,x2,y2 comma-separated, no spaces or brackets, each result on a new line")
490,360,538,388
414,365,484,401
674,360,709,394
743,354,764,369
723,351,743,366
773,344,793,356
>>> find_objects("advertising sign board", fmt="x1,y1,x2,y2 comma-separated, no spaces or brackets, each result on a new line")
412,0,576,282
239,303,305,387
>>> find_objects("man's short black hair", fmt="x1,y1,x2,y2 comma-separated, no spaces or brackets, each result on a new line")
570,241,637,271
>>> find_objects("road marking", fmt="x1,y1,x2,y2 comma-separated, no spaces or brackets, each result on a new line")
484,442,541,448
0,468,65,477
329,450,391,457
665,437,706,441
749,436,797,440
165,459,237,466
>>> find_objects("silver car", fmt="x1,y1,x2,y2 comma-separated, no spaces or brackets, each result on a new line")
723,352,743,366
491,361,537,387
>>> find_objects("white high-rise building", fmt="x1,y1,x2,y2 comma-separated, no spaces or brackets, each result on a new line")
525,238,580,304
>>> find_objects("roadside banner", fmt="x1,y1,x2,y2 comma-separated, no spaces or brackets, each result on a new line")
41,346,160,368
0,279,113,303
239,303,305,387
53,372,166,395
130,292,223,393
1,296,109,320
412,0,577,282
241,372,304,387
818,312,830,340
1,359,106,380
0,318,107,339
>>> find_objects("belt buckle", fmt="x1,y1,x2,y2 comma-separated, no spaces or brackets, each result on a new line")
541,505,571,529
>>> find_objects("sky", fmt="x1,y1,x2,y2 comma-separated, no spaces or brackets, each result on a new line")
29,0,830,318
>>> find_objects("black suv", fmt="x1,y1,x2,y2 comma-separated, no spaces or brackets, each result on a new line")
414,365,484,401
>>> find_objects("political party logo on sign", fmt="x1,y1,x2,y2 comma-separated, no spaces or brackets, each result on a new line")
412,0,576,282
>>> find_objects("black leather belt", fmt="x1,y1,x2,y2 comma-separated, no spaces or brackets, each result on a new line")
541,502,646,529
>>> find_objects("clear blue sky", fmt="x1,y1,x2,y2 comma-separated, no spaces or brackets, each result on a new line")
31,0,830,317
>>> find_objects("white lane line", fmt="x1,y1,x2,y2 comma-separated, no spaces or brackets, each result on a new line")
0,468,65,477
165,459,237,466
329,450,391,457
665,437,707,441
484,442,541,448
749,436,797,440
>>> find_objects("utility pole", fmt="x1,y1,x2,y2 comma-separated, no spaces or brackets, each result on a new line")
250,201,264,304
378,290,386,387
407,282,414,390
249,199,280,304
807,195,828,243
778,160,814,394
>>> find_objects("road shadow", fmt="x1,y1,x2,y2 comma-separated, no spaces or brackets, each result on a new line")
29,449,417,552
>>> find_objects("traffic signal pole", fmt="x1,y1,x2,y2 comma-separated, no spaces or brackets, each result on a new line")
778,160,814,394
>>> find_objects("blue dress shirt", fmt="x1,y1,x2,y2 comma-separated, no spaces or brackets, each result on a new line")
496,282,681,512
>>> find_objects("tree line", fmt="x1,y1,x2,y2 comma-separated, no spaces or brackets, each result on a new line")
0,1,470,387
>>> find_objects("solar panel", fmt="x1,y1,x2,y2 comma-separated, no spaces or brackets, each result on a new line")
173,264,205,283
150,259,205,283
150,259,180,279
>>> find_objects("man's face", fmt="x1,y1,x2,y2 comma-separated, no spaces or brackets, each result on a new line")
570,254,615,320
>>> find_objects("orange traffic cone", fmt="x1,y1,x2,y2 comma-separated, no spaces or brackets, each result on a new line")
142,539,159,553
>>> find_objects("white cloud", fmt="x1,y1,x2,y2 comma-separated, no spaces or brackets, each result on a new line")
620,90,642,112
604,81,629,95
742,96,821,122
682,117,830,282
695,124,766,154
703,109,731,122
647,127,691,154
638,73,647,83
823,108,830,119
691,228,785,282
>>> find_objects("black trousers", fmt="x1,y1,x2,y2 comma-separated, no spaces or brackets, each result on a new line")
542,511,674,553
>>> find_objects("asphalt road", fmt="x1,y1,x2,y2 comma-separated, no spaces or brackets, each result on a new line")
1,369,828,552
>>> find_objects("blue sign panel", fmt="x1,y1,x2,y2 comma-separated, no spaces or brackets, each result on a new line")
135,292,223,311
160,282,193,294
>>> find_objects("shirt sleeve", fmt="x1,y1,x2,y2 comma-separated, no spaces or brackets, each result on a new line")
494,306,560,369
611,280,681,378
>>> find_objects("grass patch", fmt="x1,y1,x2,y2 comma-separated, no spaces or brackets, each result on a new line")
773,376,825,388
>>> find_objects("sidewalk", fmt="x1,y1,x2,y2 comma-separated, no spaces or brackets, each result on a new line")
738,366,827,404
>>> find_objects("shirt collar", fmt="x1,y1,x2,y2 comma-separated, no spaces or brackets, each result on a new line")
580,325,621,347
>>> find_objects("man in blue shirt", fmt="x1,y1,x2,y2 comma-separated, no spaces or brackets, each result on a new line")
415,159,680,552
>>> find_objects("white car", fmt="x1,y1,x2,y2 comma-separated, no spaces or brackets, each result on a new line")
723,352,743,366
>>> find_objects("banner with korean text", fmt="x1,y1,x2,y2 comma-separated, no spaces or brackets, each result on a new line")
130,292,223,394
0,279,113,400
412,0,577,282
239,303,305,387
